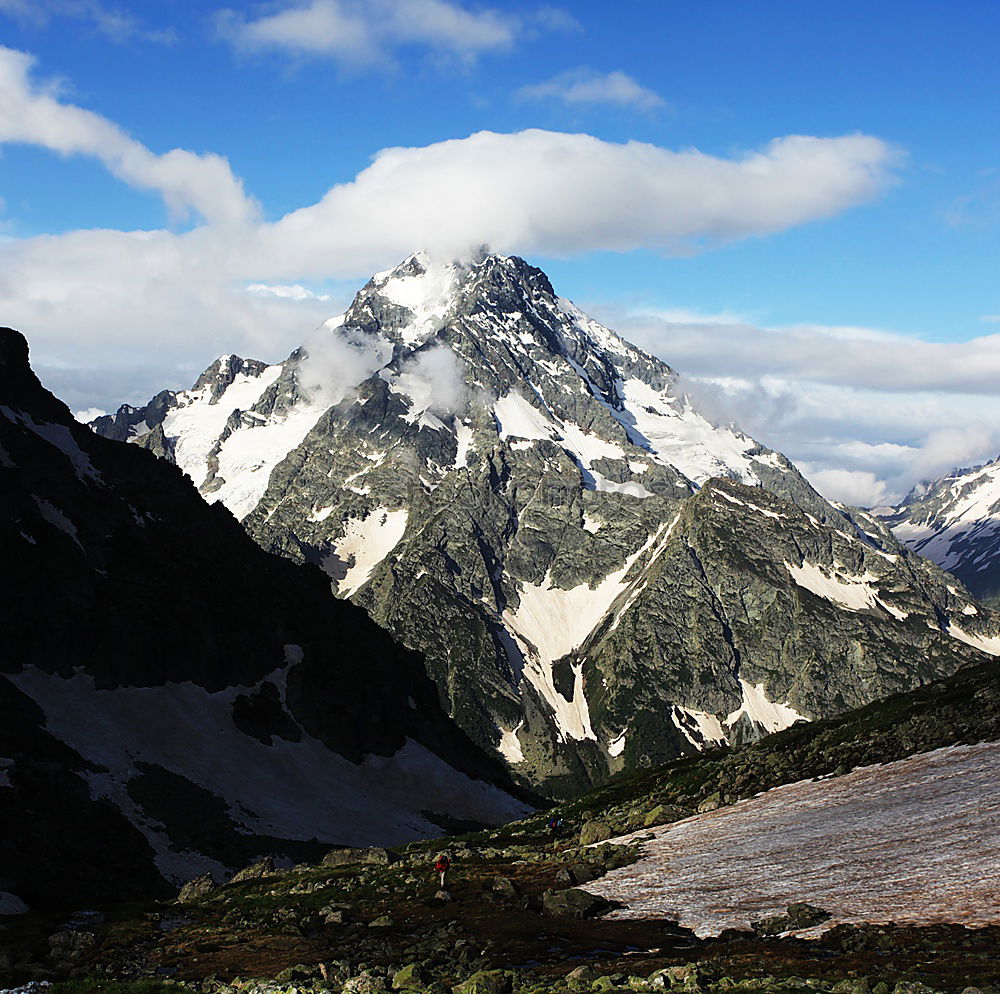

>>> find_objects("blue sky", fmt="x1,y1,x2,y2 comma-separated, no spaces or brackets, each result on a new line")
2,0,1000,502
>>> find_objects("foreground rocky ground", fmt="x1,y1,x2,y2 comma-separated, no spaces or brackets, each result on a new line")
2,831,997,994
4,660,999,994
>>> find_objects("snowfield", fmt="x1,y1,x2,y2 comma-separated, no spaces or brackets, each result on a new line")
9,667,531,884
586,741,1000,937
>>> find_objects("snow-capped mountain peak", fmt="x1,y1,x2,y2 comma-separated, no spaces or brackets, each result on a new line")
91,252,1000,796
887,456,1000,606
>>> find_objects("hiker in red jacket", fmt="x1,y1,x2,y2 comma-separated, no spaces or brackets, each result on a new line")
435,853,450,888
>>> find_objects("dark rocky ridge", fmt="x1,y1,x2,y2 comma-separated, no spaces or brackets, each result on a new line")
0,327,530,912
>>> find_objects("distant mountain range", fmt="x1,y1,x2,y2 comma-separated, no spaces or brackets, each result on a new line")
882,459,1000,608
1,326,528,913
90,252,1000,797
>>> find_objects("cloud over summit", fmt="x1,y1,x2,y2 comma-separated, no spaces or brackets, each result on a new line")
0,43,916,502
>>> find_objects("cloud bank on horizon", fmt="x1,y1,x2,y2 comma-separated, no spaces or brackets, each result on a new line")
0,39,990,506
605,307,1000,505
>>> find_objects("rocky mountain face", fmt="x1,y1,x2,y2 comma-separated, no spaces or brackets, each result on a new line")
91,252,1000,797
0,327,529,913
881,459,1000,608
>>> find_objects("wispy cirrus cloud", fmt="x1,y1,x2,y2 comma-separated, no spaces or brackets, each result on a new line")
0,0,176,44
517,69,665,111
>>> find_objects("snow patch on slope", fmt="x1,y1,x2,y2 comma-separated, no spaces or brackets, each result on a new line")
585,742,1000,936
785,560,908,620
618,379,761,486
1,406,101,482
504,523,677,743
373,254,460,344
325,508,409,597
946,623,1000,656
608,730,627,757
493,391,558,441
497,722,525,763
672,705,726,747
453,418,475,468
211,404,327,520
164,364,282,489
10,667,530,883
0,892,28,915
725,679,806,734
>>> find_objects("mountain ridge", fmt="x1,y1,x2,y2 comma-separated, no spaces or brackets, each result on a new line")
89,252,1000,796
1,325,529,911
882,455,1000,608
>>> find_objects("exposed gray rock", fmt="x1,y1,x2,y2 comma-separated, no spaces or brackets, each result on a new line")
452,970,513,994
177,873,216,903
490,876,518,898
91,254,1000,798
47,929,96,963
541,887,615,919
230,856,276,883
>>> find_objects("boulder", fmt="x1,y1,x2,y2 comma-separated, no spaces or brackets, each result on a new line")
751,913,792,936
648,964,699,988
392,963,428,989
541,888,615,919
365,847,398,865
579,820,615,846
177,872,216,903
321,906,350,924
323,848,365,867
643,804,689,828
555,862,599,887
786,902,832,928
323,846,397,868
48,930,96,964
565,964,599,986
452,970,513,994
752,902,831,935
344,971,390,994
491,876,518,899
230,856,276,883
275,963,321,982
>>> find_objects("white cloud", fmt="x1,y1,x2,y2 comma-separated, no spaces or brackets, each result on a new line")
399,344,467,413
0,125,897,402
980,314,1000,324
246,283,331,302
528,6,581,33
73,406,107,423
0,46,255,224
910,424,999,482
606,306,1000,503
614,308,1000,395
217,0,518,68
0,45,915,490
802,468,890,508
298,325,392,407
517,69,665,111
253,129,898,277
